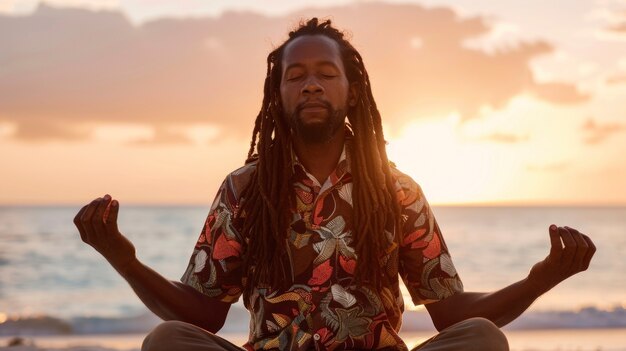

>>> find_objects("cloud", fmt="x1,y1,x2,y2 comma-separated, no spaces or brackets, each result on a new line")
0,0,18,13
43,0,119,11
526,162,569,172
0,2,589,142
0,0,119,14
12,119,90,141
479,132,529,143
601,6,626,33
606,73,626,84
129,126,191,145
589,4,626,39
607,22,626,32
529,82,590,104
582,117,626,144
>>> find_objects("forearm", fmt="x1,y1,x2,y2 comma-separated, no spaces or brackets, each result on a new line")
460,278,541,327
74,197,230,332
428,224,596,331
115,258,229,332
427,277,543,330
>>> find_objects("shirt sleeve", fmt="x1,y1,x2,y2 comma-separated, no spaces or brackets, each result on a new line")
181,175,244,304
395,172,463,306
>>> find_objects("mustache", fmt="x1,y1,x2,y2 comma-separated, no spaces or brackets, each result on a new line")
295,100,332,113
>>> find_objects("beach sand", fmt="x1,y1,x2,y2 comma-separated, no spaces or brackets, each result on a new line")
1,329,625,351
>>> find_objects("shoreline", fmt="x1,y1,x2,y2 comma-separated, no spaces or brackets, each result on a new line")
2,328,625,351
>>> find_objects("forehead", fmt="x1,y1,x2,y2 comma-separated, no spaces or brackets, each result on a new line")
281,35,344,69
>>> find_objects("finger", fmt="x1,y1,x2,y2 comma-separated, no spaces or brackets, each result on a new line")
80,198,101,244
74,204,89,228
81,198,101,229
74,204,88,225
566,226,588,273
581,234,596,270
559,227,577,267
548,224,563,260
103,199,112,224
105,199,120,235
93,194,112,229
90,196,113,247
74,204,90,241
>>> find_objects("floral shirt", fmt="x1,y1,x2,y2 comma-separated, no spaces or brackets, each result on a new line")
181,143,463,350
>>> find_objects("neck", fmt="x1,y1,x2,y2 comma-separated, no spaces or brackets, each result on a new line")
292,127,345,184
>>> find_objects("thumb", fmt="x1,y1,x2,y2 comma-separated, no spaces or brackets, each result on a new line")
105,199,120,234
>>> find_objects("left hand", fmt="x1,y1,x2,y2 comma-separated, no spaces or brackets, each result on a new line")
527,225,596,295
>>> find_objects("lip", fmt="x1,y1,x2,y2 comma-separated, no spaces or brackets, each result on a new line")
301,106,327,112
299,101,329,111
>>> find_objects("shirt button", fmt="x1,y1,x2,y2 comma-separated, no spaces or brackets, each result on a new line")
313,333,321,341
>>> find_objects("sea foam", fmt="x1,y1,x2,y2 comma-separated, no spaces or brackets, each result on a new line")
2,306,626,336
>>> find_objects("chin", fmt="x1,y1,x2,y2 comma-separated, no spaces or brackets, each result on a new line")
289,109,345,143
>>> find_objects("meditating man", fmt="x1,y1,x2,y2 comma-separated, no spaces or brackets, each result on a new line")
74,18,596,351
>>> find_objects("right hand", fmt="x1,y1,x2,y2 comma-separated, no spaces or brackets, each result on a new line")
74,194,137,273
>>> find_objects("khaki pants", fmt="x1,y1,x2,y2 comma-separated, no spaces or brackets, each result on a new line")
142,317,508,351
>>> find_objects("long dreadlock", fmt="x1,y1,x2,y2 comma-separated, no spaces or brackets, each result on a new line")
236,18,402,296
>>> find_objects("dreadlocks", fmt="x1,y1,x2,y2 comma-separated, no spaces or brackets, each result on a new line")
237,18,402,295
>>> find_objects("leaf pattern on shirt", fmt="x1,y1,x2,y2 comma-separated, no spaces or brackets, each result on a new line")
312,216,356,265
331,284,357,308
334,306,371,341
307,259,333,286
272,313,290,328
359,285,384,316
290,231,312,249
193,249,207,273
266,320,280,333
440,253,458,277
181,147,464,350
212,205,242,242
320,292,339,331
337,183,353,206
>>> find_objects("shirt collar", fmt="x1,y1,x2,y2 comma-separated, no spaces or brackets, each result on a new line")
291,135,352,187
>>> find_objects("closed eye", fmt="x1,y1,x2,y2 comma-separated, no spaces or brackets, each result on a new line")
286,75,303,81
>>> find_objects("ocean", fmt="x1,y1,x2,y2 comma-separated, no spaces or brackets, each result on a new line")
1,205,625,342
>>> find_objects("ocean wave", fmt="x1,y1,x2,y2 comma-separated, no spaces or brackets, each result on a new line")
506,306,626,330
0,314,161,336
401,306,626,331
1,306,626,336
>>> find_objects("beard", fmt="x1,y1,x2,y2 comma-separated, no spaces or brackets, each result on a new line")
288,101,346,144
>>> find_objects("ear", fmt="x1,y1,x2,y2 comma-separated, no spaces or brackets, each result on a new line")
348,82,359,107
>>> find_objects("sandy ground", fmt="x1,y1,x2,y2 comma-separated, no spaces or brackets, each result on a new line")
1,329,625,350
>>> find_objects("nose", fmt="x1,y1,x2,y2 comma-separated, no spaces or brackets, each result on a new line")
301,77,324,96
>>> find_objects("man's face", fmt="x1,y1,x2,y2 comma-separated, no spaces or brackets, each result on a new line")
280,35,354,144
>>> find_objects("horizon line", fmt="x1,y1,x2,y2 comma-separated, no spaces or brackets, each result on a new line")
1,202,625,208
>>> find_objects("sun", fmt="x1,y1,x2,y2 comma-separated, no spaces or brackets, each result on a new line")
385,117,510,206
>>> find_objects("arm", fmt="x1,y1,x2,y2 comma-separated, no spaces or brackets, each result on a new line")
117,259,230,333
74,195,230,333
425,225,596,331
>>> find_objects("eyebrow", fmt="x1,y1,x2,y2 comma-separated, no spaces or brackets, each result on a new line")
284,60,340,72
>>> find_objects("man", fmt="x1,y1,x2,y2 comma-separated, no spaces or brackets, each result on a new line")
74,18,596,350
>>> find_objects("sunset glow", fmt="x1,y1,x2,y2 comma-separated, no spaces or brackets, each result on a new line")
1,0,625,206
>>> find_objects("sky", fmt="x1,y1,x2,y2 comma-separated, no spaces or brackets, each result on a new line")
1,0,625,205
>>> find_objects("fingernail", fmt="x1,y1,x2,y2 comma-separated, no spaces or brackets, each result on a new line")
112,200,118,207
104,194,111,200
550,224,557,231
